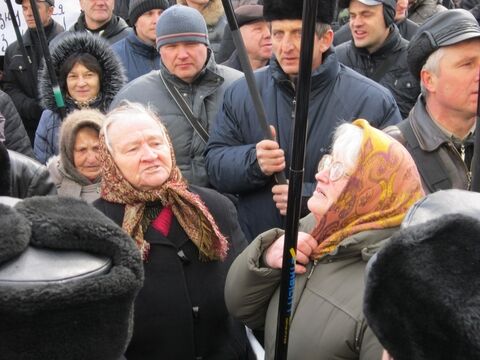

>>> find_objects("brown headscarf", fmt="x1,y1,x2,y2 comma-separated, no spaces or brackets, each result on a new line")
310,119,425,259
98,119,228,261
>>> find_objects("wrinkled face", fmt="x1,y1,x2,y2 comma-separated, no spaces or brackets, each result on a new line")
109,116,173,191
66,62,101,103
159,42,208,83
239,20,272,64
21,0,53,28
79,0,114,28
424,39,480,120
135,9,164,45
349,0,390,53
395,0,409,21
271,19,327,77
307,154,350,222
73,127,101,181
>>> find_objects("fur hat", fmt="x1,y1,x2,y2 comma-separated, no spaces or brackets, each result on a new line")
338,0,396,27
262,0,336,24
0,196,144,360
364,190,480,360
129,0,169,26
407,9,480,79
156,5,209,51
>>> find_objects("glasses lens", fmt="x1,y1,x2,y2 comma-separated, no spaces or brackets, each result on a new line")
318,154,332,173
329,162,345,182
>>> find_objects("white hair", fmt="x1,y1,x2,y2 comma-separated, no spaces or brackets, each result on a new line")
331,122,363,173
420,47,446,97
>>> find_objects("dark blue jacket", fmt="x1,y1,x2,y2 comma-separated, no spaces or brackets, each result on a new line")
111,32,161,82
205,49,401,241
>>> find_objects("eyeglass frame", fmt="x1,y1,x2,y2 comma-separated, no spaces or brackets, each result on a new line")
317,154,351,182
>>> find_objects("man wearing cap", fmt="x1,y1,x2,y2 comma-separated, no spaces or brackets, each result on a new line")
2,0,64,145
205,0,402,242
385,9,480,194
112,0,169,82
110,5,243,187
335,0,420,118
222,5,272,71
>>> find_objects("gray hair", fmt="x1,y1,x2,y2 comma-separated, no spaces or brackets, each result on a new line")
331,122,363,173
315,23,331,38
102,101,168,154
420,47,446,97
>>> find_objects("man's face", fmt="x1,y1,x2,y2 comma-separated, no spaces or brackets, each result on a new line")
79,0,114,28
349,0,390,54
395,0,409,21
424,39,480,120
135,9,164,45
21,0,53,29
239,20,272,64
271,19,329,77
159,42,208,83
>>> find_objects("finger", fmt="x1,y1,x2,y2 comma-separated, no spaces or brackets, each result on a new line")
295,263,307,274
269,125,277,141
295,251,310,265
257,139,280,151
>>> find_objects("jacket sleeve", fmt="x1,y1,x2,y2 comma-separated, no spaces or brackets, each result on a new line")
34,110,55,164
205,86,272,194
359,323,384,360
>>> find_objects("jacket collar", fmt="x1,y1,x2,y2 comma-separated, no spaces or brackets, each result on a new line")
351,25,404,58
127,31,158,58
23,20,63,46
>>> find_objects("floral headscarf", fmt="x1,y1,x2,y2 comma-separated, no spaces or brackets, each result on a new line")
311,119,425,259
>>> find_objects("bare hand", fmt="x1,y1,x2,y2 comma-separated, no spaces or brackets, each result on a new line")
256,126,285,176
272,184,288,215
264,232,317,274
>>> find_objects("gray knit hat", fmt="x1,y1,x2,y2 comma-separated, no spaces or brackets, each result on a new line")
156,5,209,51
129,0,169,26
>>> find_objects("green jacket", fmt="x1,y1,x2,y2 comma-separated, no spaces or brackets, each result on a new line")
225,214,395,360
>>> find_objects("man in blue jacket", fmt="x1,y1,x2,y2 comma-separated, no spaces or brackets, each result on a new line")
205,0,402,241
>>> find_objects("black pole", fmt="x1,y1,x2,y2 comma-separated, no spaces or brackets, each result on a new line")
5,0,35,82
221,0,287,184
470,68,480,192
274,0,318,359
29,0,66,119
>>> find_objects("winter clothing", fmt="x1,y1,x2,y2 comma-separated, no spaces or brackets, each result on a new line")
0,90,34,158
384,96,474,193
67,12,132,44
0,142,56,198
2,20,64,143
114,0,131,24
176,0,227,59
235,4,265,26
15,0,53,4
94,185,249,360
0,196,144,360
336,26,420,118
205,49,402,241
263,0,335,23
338,0,396,27
34,33,125,164
110,55,243,187
129,0,169,26
407,9,480,79
112,32,161,82
364,189,480,360
408,0,447,24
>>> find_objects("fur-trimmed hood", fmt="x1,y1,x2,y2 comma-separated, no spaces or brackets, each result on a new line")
176,0,225,25
38,32,126,113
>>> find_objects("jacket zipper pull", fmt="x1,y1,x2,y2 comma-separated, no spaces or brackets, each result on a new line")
307,260,317,279
460,144,465,162
292,98,297,120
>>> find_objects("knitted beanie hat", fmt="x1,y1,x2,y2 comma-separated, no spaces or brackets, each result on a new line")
156,5,209,51
129,0,169,26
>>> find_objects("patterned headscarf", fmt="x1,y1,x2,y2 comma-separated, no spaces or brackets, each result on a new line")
98,120,228,261
311,119,425,259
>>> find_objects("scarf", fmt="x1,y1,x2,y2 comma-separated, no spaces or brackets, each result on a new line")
98,132,228,261
310,119,425,259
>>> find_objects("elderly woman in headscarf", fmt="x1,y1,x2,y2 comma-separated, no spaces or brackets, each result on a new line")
225,119,425,360
93,101,249,360
46,109,105,203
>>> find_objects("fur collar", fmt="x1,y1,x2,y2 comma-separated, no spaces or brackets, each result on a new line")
176,0,224,25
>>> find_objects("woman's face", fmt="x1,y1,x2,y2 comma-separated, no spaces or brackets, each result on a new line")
66,62,100,103
108,116,173,191
307,154,351,222
73,127,101,181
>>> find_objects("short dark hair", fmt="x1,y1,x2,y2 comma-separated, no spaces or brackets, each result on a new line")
59,53,103,95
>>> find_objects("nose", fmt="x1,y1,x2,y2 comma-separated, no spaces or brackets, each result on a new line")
77,76,87,86
177,46,189,59
315,168,330,183
85,150,99,165
140,143,157,161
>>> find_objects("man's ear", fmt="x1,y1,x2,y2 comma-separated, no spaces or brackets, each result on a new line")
319,29,334,52
420,68,436,93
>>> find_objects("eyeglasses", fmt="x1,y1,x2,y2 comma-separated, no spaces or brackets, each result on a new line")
317,154,350,182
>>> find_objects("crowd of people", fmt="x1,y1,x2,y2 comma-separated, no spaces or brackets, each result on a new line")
0,0,479,359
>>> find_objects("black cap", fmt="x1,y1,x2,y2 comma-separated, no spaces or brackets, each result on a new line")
15,0,54,5
337,0,396,27
129,0,169,26
407,9,480,79
263,0,335,24
235,5,265,27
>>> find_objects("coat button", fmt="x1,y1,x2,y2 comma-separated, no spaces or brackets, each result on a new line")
192,306,200,319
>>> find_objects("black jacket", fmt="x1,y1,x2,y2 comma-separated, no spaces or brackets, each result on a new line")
94,185,249,360
69,13,132,44
335,26,420,118
2,21,64,142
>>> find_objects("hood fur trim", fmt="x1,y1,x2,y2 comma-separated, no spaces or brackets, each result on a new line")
176,0,225,25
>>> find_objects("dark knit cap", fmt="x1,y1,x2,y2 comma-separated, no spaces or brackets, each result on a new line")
338,0,396,27
0,196,144,360
156,5,209,51
235,5,265,27
129,0,169,26
263,0,335,25
407,9,480,79
15,0,54,5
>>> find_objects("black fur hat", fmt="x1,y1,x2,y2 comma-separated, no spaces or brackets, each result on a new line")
0,196,144,360
364,190,480,360
263,0,336,24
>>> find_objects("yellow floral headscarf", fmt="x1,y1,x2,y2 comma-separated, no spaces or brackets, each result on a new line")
311,119,425,259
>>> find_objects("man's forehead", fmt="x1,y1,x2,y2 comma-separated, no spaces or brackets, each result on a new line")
271,19,302,32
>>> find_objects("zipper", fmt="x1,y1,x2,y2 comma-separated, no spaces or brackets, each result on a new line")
292,97,297,120
449,142,472,189
307,260,317,279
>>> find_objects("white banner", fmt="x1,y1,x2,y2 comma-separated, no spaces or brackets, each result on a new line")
0,0,81,55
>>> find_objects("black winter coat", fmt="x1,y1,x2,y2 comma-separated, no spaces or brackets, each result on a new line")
94,185,249,360
335,27,420,118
